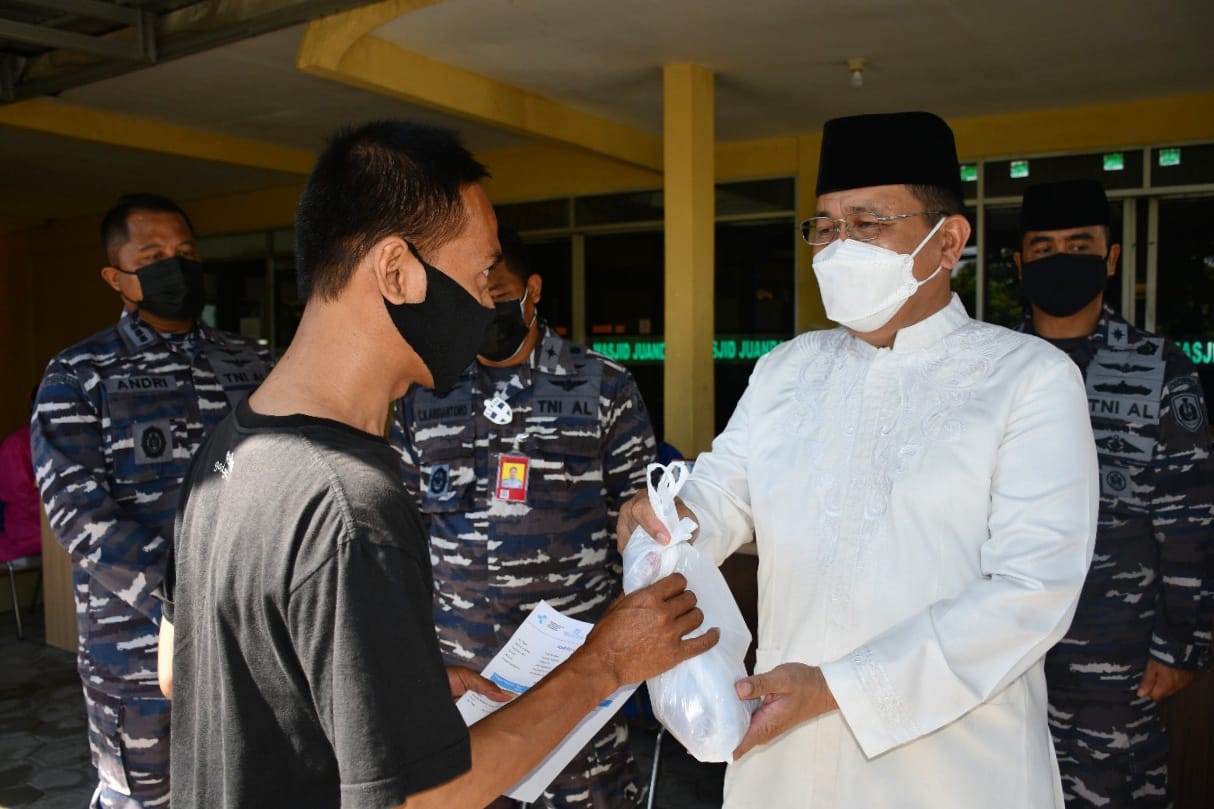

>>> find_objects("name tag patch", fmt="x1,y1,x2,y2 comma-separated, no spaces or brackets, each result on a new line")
534,377,596,420
415,402,473,426
209,357,266,389
106,375,178,396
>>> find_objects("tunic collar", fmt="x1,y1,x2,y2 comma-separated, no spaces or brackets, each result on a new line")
116,307,207,352
1021,305,1146,351
869,293,971,354
530,324,575,375
472,323,570,393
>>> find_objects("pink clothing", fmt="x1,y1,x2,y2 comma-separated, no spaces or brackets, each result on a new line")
0,424,42,562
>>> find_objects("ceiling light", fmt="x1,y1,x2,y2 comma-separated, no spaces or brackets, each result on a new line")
847,58,865,89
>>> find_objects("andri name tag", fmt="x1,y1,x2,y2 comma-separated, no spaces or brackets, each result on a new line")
495,455,530,502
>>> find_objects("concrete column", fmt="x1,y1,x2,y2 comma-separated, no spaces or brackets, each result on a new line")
663,63,715,455
796,133,829,332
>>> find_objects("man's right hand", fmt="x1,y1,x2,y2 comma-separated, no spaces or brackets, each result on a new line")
616,491,698,552
579,572,718,688
402,573,717,809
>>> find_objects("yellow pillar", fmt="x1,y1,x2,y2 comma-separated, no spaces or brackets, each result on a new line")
663,63,715,455
796,133,829,332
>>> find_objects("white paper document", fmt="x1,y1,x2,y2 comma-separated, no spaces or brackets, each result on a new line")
455,600,637,803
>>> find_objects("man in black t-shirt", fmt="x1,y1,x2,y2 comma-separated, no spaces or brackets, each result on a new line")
157,121,717,809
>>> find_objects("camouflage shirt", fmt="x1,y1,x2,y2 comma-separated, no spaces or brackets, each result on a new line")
1024,308,1214,695
32,309,270,697
391,325,657,666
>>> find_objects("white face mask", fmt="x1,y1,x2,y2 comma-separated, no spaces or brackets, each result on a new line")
812,216,947,333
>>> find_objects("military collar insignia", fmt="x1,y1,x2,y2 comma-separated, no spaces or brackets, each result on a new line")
1097,307,1149,351
531,324,575,376
118,310,159,350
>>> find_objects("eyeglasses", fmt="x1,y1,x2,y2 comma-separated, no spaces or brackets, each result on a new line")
799,211,946,246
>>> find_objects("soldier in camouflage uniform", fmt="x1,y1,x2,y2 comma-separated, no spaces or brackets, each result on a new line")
31,194,271,809
391,225,657,809
1014,180,1214,808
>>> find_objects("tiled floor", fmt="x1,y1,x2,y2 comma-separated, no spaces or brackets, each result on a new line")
0,613,93,809
0,609,723,809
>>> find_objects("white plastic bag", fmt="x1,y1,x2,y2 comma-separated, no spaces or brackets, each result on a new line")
622,461,757,762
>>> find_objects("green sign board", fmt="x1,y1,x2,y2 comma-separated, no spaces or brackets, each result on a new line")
1179,339,1214,366
1159,148,1182,167
591,335,785,364
960,164,978,183
1103,152,1125,171
1010,160,1030,179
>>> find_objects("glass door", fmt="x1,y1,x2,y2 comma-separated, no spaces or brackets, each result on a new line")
1152,194,1214,400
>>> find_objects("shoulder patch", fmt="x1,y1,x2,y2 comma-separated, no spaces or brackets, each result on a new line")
1167,377,1207,434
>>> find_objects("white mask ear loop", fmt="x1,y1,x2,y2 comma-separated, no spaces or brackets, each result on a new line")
909,214,948,259
518,286,538,329
907,215,949,288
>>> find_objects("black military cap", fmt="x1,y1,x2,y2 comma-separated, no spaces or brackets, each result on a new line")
816,111,963,204
1019,179,1111,233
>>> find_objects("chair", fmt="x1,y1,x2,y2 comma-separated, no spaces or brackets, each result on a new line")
621,683,668,809
645,725,667,809
4,554,42,640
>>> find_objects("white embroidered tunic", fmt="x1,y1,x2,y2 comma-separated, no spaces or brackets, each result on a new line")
682,296,1099,808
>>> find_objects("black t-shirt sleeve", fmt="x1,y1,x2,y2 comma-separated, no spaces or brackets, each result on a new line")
288,525,470,809
157,541,176,624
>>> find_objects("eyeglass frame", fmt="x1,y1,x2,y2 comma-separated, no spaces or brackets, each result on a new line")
799,210,948,246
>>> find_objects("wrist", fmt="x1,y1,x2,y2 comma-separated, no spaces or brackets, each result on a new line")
560,645,623,706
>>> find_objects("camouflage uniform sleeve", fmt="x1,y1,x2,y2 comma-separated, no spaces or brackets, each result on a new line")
31,361,164,621
390,396,423,504
256,344,274,369
599,361,657,525
1148,349,1214,671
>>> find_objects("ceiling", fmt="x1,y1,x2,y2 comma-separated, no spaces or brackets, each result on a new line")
1,0,1212,231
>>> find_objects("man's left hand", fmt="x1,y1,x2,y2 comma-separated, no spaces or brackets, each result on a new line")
1137,659,1197,701
447,666,513,703
732,663,838,759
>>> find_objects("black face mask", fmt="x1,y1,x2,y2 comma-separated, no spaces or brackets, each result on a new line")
119,256,206,321
478,289,535,362
384,244,494,393
1020,252,1110,318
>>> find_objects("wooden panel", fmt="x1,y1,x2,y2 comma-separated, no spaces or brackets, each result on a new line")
40,506,76,652
1165,653,1214,808
719,549,758,675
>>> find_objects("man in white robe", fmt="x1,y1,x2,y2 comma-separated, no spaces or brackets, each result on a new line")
619,111,1100,808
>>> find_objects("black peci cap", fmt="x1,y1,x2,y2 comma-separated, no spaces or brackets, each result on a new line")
816,111,963,204
1019,179,1111,233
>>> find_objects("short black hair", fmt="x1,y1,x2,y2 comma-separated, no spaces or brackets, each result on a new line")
100,194,194,262
295,121,489,301
908,184,964,217
497,224,533,281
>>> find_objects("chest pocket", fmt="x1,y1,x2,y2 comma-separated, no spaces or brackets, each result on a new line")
1095,451,1152,512
524,429,604,509
523,374,604,509
103,375,190,492
411,389,476,514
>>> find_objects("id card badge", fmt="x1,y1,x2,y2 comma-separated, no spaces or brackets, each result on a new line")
495,455,530,502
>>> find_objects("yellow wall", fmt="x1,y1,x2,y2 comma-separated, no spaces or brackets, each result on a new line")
3,91,1213,435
